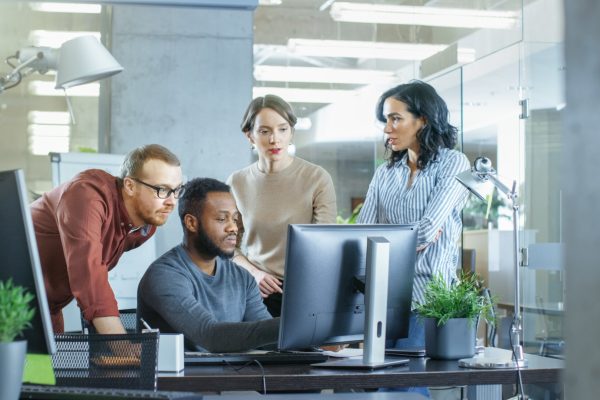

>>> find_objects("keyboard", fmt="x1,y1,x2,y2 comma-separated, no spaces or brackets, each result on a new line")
20,384,202,400
184,350,328,365
385,348,426,357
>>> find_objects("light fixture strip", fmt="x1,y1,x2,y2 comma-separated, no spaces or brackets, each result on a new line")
254,65,396,84
28,111,71,125
288,39,447,61
29,2,102,14
253,86,355,104
27,124,71,156
330,2,518,30
28,81,100,97
28,30,101,48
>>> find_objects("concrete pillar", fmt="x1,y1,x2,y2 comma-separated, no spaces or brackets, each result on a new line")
563,1,600,398
107,4,254,254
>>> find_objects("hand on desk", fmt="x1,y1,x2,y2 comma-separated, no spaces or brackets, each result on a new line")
320,344,348,352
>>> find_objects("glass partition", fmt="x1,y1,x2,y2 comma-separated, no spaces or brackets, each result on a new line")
461,43,523,347
520,41,565,356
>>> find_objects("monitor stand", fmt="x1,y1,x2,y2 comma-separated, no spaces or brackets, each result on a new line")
313,237,409,370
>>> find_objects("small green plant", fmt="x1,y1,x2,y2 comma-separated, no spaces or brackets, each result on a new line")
0,279,35,342
415,272,495,327
336,203,363,224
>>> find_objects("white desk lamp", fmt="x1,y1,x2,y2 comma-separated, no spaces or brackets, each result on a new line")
0,35,123,93
455,157,528,369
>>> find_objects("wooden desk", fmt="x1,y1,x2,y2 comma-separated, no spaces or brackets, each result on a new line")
158,350,563,393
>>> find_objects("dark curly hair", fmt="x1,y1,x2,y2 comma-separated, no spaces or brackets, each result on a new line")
178,178,230,228
376,80,457,170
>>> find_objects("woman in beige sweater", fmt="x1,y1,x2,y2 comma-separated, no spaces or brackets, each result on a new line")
227,95,337,317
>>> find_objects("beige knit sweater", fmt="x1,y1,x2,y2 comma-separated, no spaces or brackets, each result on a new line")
228,157,337,279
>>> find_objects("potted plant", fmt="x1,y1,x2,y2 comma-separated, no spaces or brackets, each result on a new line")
415,272,495,360
0,279,35,400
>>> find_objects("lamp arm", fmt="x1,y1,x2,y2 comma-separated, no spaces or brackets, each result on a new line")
511,200,525,362
1,52,45,93
10,53,43,77
488,174,523,362
486,173,516,200
488,176,526,364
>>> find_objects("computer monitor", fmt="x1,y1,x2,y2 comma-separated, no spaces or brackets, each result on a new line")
0,169,56,354
278,224,417,353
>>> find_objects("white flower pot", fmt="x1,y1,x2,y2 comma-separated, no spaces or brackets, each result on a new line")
0,340,27,400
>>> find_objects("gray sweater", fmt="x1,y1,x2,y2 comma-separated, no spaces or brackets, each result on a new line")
137,244,279,352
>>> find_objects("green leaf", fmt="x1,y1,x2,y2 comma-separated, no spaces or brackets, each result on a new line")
415,272,496,327
0,279,36,342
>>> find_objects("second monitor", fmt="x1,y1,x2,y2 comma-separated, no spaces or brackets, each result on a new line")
278,224,417,352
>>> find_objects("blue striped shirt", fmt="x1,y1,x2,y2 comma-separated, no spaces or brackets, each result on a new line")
357,148,470,306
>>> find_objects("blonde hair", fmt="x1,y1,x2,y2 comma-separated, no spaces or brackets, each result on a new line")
120,144,180,179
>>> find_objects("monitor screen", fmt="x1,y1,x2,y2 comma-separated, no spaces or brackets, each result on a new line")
0,169,56,354
278,224,417,351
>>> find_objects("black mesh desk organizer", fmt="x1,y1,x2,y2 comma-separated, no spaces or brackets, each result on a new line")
52,332,159,390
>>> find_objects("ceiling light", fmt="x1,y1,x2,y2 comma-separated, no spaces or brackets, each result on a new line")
288,39,447,60
254,65,396,84
258,0,282,5
29,2,102,14
330,2,519,30
253,87,357,104
28,81,100,97
29,30,101,48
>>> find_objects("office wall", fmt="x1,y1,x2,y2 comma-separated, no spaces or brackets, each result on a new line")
107,4,253,255
564,1,600,398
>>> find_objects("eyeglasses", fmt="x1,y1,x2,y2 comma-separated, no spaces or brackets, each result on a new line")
130,177,185,199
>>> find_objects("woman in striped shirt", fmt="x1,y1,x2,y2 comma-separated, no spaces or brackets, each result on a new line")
358,80,470,350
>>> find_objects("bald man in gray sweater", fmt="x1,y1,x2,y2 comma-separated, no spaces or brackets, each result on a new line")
138,178,278,352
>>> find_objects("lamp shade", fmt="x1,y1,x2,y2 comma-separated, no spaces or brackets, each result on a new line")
55,35,123,89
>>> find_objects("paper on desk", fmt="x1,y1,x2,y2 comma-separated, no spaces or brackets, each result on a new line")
320,348,363,358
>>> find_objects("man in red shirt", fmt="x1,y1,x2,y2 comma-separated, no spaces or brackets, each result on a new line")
31,144,184,334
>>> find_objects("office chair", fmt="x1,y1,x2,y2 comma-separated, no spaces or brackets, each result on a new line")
460,248,477,274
